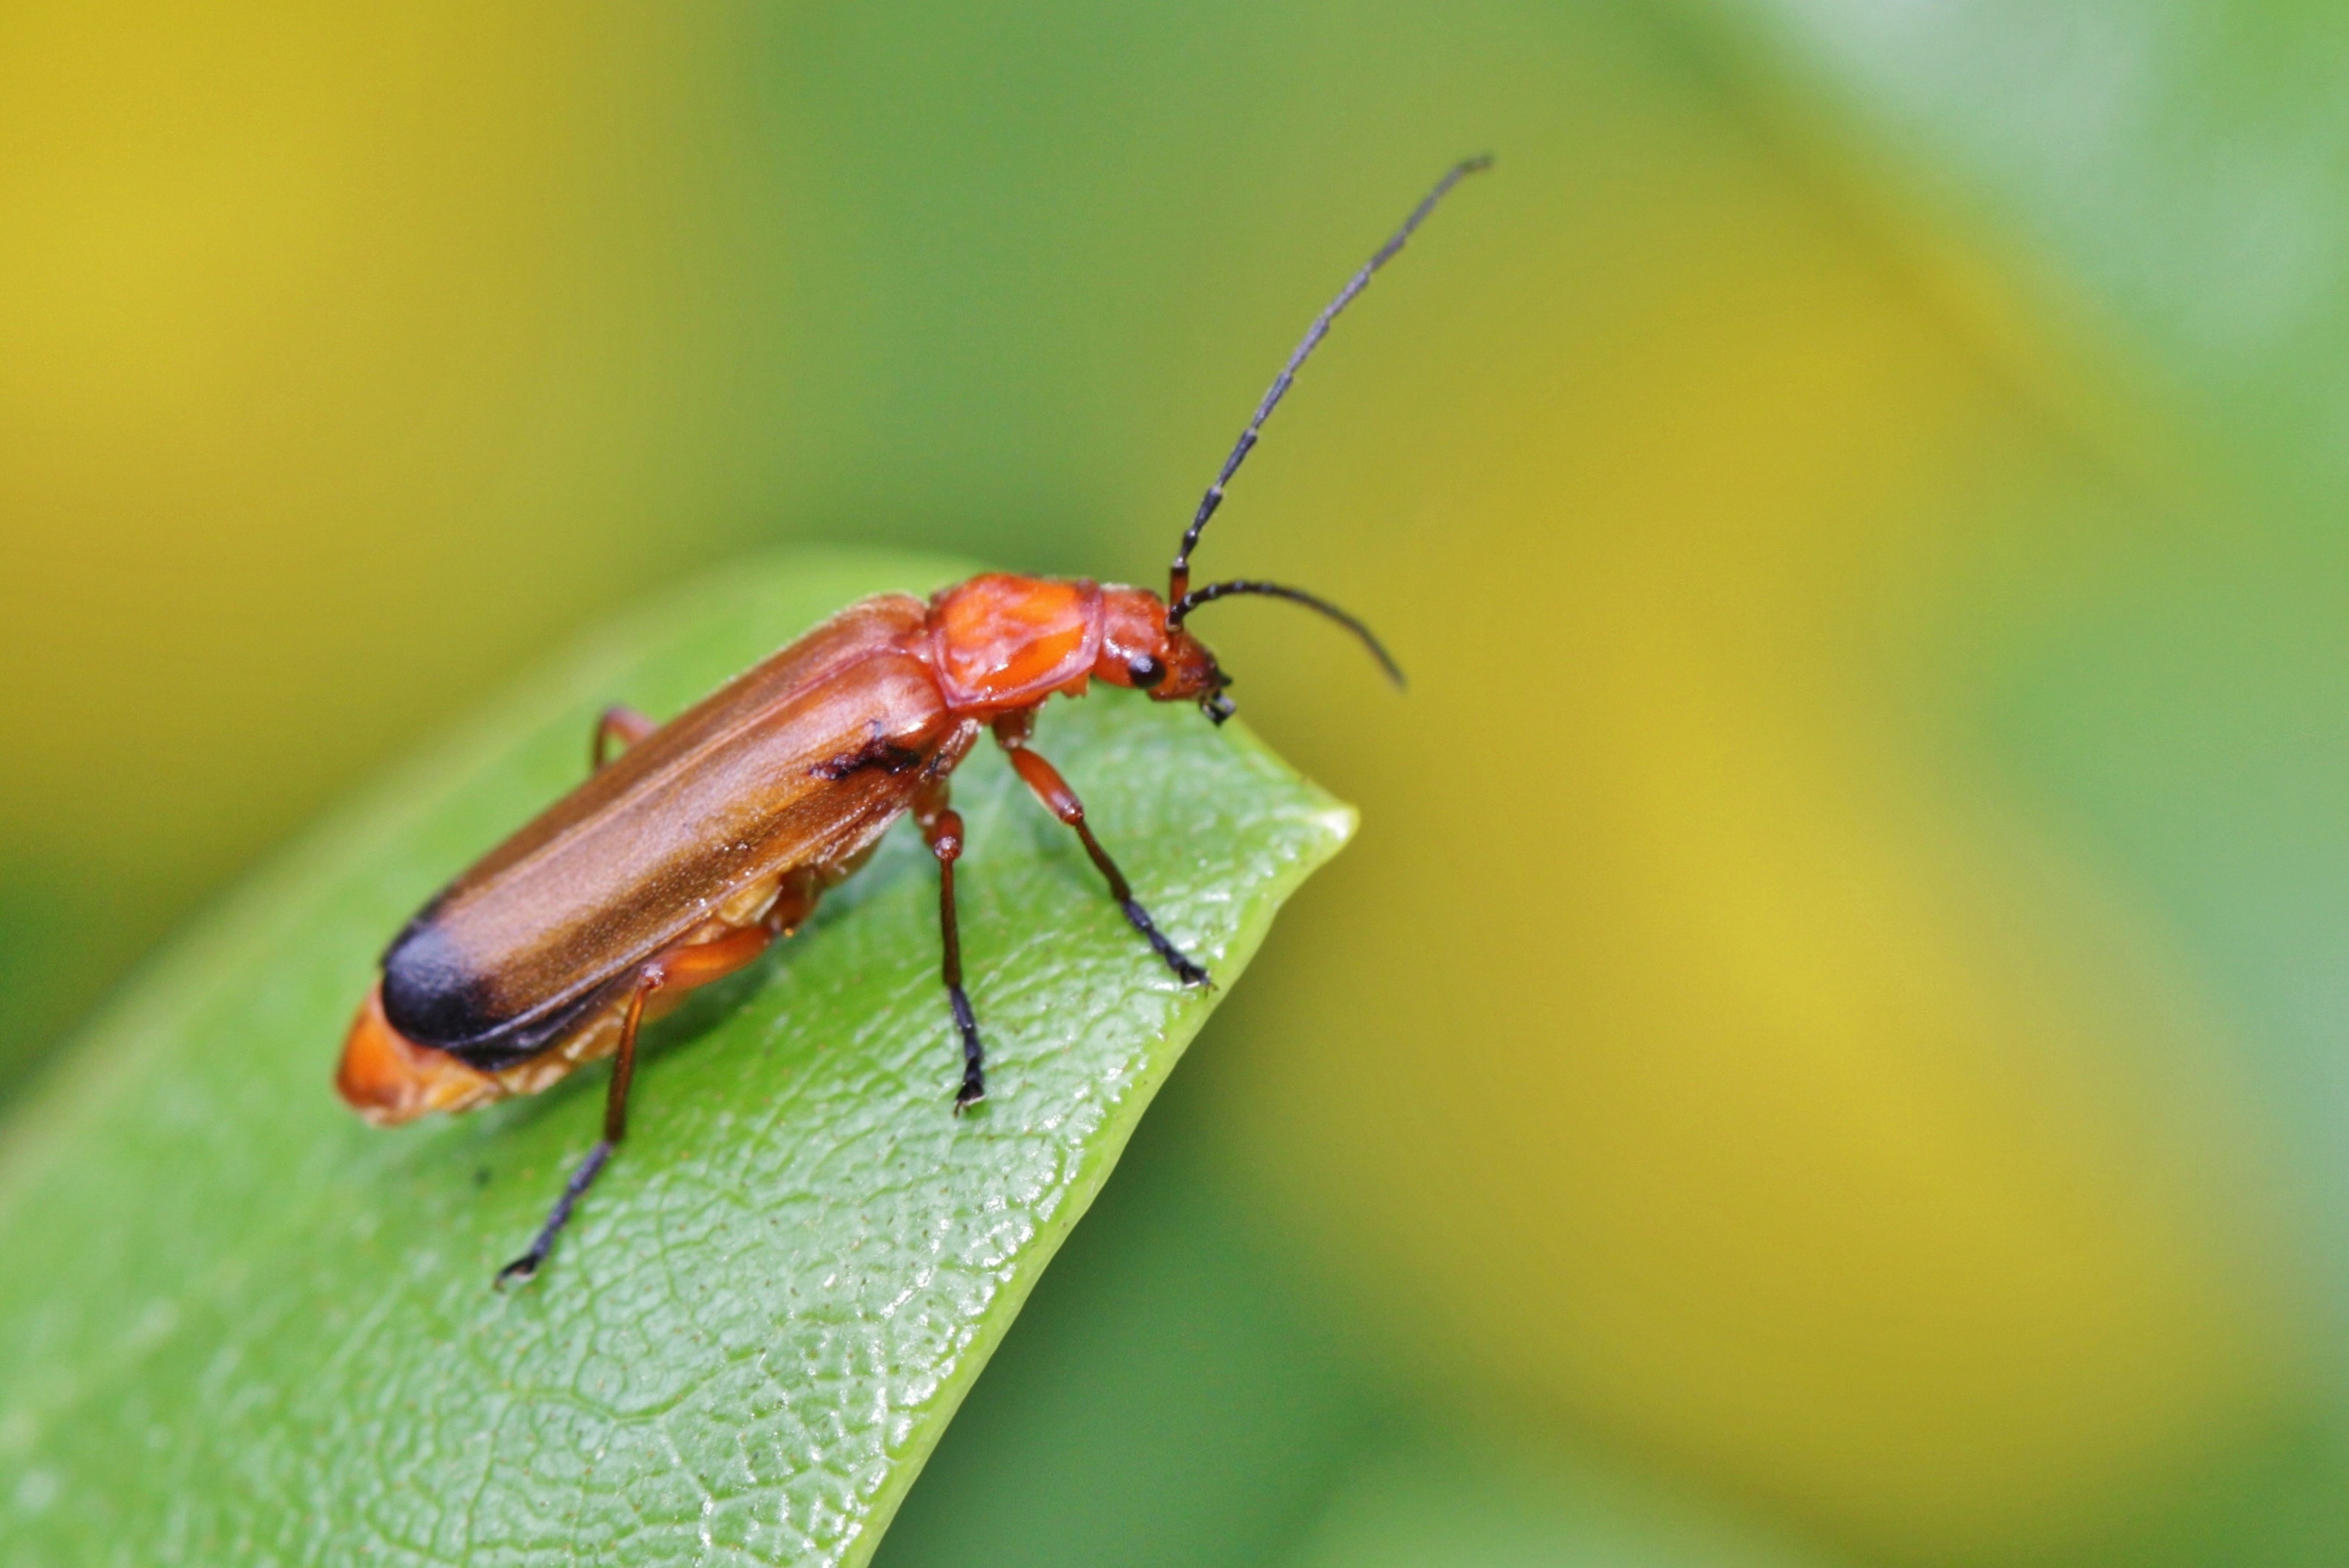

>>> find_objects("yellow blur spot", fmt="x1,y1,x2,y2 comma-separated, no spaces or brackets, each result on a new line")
0,5,768,898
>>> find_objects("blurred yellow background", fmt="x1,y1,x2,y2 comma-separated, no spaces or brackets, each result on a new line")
7,4,2346,1565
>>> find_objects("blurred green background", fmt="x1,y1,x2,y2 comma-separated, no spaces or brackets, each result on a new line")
11,1,2349,1563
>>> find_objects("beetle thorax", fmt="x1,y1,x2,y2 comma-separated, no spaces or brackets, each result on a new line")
927,574,1103,713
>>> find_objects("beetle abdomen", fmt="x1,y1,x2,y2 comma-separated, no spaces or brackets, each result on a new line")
376,593,974,1068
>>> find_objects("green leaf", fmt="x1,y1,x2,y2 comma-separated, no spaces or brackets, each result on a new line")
0,547,1353,1566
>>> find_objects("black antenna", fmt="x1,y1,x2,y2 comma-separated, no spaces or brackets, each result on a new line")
1167,579,1405,686
1167,155,1492,603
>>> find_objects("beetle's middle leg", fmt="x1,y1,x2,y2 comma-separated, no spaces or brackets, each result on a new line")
591,705,659,772
494,920,772,1287
916,777,988,1111
990,714,1210,986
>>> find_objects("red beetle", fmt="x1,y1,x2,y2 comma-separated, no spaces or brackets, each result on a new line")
336,159,1488,1284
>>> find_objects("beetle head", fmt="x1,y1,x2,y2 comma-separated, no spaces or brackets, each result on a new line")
1094,585,1234,721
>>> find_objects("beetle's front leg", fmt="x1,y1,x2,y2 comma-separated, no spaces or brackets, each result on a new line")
494,920,772,1287
989,714,1209,987
591,705,659,773
915,778,987,1111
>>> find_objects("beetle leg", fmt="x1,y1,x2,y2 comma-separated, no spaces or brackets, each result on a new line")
989,715,1210,987
494,921,772,1287
915,780,987,1110
591,705,659,772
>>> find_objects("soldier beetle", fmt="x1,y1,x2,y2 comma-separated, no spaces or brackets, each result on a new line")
336,158,1490,1285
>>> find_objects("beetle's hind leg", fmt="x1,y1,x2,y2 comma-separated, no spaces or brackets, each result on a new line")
990,714,1210,987
916,779,988,1111
494,920,772,1287
591,705,659,772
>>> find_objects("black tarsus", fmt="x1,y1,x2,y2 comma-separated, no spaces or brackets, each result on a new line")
949,985,984,1110
1068,818,1211,988
496,1141,612,1288
496,971,650,1288
1168,155,1492,601
922,802,988,1110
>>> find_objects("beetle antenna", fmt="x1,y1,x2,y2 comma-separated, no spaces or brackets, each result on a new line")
1167,155,1491,604
1169,579,1405,688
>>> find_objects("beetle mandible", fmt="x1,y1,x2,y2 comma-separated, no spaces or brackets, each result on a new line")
335,158,1490,1285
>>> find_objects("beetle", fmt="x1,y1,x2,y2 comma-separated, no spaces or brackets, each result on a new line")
335,158,1489,1285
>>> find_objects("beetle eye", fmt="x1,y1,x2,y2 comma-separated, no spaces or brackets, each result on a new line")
1128,655,1166,689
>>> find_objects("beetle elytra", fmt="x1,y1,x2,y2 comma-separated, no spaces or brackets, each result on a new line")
335,158,1490,1285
